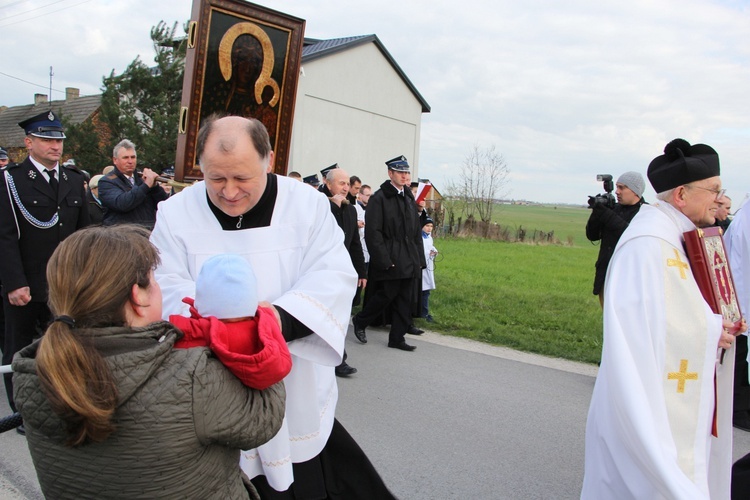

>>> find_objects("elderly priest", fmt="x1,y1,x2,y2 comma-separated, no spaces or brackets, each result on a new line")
581,138,745,499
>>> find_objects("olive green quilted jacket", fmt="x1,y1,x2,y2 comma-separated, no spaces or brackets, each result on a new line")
13,321,285,499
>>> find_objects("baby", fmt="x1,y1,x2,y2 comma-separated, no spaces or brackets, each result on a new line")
170,254,292,390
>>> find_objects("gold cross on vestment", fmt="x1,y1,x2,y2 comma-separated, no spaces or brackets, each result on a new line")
667,249,689,280
667,359,698,393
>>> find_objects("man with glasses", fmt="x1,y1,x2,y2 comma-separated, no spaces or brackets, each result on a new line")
582,138,744,499
714,194,732,232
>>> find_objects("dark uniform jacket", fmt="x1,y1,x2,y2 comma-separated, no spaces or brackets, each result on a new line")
0,158,89,302
98,168,168,229
585,198,646,295
321,185,366,279
365,180,426,281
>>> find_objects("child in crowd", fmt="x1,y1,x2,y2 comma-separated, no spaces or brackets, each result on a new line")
170,254,292,390
421,218,438,322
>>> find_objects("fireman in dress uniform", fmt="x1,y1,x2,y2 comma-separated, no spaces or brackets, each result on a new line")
0,111,89,428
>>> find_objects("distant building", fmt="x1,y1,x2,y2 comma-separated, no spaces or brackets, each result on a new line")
0,88,105,164
291,35,431,186
0,35,432,191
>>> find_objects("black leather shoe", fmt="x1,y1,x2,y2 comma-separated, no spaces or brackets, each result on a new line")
335,362,358,377
388,341,416,351
734,415,750,432
16,424,25,436
352,316,367,343
407,325,424,335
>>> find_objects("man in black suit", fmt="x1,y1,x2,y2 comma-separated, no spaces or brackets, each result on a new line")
352,155,426,351
98,139,168,230
320,166,366,376
0,111,90,419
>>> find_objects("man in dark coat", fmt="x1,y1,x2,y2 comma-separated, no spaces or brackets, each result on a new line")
352,155,426,351
0,111,90,417
98,139,168,230
585,171,646,307
321,167,366,376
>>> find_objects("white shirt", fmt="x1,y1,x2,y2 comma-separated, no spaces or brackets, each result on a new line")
724,195,750,373
150,177,358,491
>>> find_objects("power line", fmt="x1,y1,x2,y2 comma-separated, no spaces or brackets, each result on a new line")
1,0,71,20
0,0,93,28
0,0,31,11
0,70,66,93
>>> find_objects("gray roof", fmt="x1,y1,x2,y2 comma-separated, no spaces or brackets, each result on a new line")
0,94,102,148
302,35,431,113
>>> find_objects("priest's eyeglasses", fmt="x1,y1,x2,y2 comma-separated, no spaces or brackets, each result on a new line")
686,185,726,201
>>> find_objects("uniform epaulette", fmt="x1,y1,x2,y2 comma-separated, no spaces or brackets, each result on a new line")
61,164,83,174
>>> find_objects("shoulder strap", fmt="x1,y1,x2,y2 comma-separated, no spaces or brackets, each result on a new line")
4,170,20,240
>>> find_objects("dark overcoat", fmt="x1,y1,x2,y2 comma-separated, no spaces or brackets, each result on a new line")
364,180,426,282
0,158,89,301
585,199,645,295
321,185,366,279
98,168,168,229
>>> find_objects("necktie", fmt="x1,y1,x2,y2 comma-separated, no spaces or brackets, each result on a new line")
129,177,135,186
46,169,58,192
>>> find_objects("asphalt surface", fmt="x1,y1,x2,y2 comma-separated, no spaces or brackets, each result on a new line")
1,326,749,499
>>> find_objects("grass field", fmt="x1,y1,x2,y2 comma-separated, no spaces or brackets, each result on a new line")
420,203,605,364
491,203,593,247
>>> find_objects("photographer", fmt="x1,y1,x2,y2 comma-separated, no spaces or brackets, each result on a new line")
586,172,646,307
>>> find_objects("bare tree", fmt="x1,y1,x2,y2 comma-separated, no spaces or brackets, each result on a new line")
458,144,510,224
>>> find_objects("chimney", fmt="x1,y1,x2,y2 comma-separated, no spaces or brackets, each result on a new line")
34,94,48,105
65,87,80,102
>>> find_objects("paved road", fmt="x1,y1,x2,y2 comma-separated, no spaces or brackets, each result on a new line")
2,327,749,499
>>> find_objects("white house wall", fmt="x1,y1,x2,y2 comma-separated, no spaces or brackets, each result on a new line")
289,42,424,187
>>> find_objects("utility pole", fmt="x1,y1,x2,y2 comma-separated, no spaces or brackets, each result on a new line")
49,66,53,102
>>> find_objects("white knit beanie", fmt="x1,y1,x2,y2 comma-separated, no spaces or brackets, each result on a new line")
194,254,259,319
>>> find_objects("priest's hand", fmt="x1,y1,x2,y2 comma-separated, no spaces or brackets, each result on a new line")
260,301,281,330
718,318,746,349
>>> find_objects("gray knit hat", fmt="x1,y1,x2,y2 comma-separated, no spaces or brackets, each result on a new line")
617,171,645,198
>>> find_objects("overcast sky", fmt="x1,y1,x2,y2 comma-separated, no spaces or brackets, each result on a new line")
2,0,749,205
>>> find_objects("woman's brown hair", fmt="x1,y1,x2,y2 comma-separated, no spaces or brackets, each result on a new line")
35,225,160,446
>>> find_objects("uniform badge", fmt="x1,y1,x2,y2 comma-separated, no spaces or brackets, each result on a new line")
62,172,68,181
28,170,37,179
48,111,55,121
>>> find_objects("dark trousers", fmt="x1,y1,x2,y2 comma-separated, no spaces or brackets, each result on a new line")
2,298,50,411
735,335,750,418
356,278,412,345
251,419,396,500
421,290,431,318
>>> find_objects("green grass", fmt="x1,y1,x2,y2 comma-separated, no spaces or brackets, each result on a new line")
491,203,593,247
417,202,606,364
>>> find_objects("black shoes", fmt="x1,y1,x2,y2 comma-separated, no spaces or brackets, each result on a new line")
335,362,358,377
388,341,416,352
734,412,750,432
16,424,25,436
425,315,434,323
407,325,424,335
352,315,367,343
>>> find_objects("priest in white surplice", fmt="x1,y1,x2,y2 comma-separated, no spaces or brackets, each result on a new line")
151,116,395,499
581,139,746,499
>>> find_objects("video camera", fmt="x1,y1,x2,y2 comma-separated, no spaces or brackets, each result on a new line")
588,174,616,209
